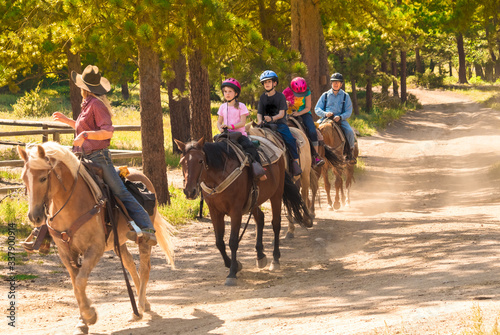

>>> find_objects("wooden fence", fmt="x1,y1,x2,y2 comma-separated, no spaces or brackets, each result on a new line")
0,119,142,168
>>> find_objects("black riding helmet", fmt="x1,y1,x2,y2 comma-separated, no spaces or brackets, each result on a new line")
330,73,344,82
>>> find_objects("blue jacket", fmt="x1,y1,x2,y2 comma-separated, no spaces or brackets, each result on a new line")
314,89,353,122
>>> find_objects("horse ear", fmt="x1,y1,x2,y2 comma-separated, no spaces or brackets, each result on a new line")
37,145,46,159
17,146,28,162
197,137,205,148
174,139,185,152
252,120,257,127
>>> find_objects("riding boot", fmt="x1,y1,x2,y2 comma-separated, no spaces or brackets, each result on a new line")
20,228,38,253
126,227,158,246
291,160,302,176
346,147,357,165
252,162,267,181
313,154,325,167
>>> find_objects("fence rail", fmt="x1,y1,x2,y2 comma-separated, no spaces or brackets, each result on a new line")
0,119,142,168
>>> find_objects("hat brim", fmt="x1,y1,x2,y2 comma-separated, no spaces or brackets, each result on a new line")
71,71,111,95
292,91,308,97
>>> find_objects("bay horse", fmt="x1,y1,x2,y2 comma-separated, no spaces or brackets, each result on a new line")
175,137,312,286
18,142,175,335
317,120,359,209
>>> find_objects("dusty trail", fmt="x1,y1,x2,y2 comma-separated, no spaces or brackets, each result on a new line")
6,88,500,334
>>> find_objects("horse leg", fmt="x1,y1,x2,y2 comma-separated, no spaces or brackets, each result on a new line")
334,173,344,210
226,213,242,286
211,210,231,269
254,207,267,268
137,242,152,317
269,194,282,271
323,168,333,209
117,243,148,319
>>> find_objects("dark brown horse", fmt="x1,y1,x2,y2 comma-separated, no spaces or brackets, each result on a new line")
317,120,359,209
18,142,175,335
175,137,311,286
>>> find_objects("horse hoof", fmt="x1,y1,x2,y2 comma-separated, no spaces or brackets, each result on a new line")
285,232,294,239
269,260,280,271
257,255,268,269
334,202,341,210
82,307,97,325
225,277,237,286
327,205,333,210
129,312,143,322
144,300,151,312
73,319,89,335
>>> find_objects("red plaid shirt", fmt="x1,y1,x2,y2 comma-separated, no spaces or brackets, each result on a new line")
74,96,114,154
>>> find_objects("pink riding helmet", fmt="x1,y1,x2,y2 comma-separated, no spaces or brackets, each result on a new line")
290,77,308,97
221,78,241,96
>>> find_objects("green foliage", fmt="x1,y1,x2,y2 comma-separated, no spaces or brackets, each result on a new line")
408,69,445,88
0,170,21,181
12,84,50,118
0,193,30,232
158,185,207,226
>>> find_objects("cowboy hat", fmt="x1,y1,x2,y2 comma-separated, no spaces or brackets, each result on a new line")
71,65,111,95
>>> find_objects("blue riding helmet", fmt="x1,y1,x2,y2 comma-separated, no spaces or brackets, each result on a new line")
260,70,279,84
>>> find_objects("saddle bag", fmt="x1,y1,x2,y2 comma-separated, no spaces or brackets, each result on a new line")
122,179,156,216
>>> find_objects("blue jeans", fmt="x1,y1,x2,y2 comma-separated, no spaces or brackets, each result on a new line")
339,120,355,149
300,113,319,146
276,123,299,159
86,149,154,231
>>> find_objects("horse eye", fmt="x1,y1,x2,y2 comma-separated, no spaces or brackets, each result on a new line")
40,176,47,183
198,159,203,164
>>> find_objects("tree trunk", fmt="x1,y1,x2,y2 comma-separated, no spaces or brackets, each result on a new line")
474,63,484,79
257,0,279,47
168,49,191,153
456,33,468,84
291,0,329,116
400,50,407,103
138,43,170,205
449,60,453,77
350,78,359,116
485,62,494,82
188,47,212,143
121,82,130,100
64,43,82,120
381,57,389,98
415,47,423,74
391,55,399,98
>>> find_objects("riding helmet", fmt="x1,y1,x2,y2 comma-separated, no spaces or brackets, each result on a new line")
290,77,308,97
260,70,279,84
330,73,344,82
221,78,241,95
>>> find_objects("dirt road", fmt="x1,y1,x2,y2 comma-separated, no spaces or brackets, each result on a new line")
8,88,500,334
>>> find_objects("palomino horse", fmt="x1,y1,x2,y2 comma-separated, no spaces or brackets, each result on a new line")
18,142,175,335
318,120,359,209
175,137,311,286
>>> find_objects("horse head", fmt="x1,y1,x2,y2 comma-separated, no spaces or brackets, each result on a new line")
175,137,205,200
18,143,77,226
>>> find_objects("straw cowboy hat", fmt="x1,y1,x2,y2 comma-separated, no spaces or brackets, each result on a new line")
71,65,111,95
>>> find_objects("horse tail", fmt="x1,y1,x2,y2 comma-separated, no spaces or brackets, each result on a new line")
323,145,344,173
282,172,313,228
153,213,176,268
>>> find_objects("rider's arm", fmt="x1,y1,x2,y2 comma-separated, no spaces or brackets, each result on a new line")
314,93,327,118
217,114,226,132
339,93,353,121
273,109,285,121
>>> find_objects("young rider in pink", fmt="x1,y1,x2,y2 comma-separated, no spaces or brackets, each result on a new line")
216,78,267,181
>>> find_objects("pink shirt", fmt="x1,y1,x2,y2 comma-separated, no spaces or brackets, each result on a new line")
75,96,115,154
217,102,249,136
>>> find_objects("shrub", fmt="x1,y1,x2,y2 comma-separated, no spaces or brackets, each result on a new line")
413,69,445,88
12,84,50,118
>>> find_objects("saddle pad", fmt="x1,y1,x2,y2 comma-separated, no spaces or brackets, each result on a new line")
247,127,286,152
248,135,284,166
289,127,307,149
79,165,104,204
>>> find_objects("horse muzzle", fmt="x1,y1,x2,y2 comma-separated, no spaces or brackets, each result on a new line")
28,204,46,226
183,187,198,200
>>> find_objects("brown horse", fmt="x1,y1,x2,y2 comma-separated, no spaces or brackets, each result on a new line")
175,137,311,286
317,120,359,209
18,142,175,335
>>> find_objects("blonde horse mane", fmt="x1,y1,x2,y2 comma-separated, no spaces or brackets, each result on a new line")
26,142,79,177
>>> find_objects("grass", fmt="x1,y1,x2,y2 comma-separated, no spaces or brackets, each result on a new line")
158,185,208,226
0,169,21,181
